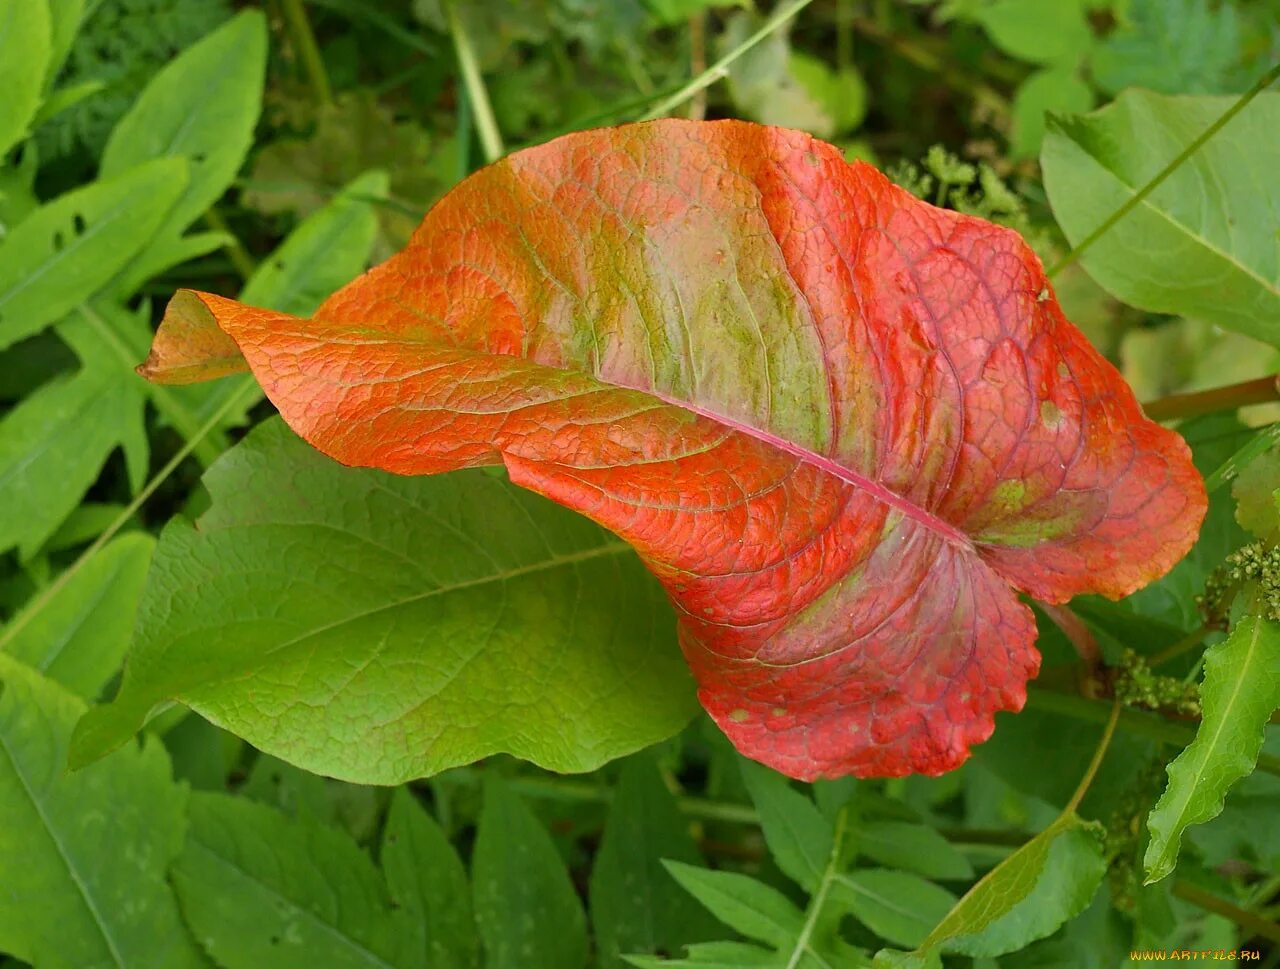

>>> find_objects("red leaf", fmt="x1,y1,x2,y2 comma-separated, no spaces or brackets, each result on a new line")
141,120,1205,779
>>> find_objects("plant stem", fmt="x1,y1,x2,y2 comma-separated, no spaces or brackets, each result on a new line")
1149,624,1211,668
849,15,1009,122
0,381,255,653
1143,374,1280,422
506,776,761,825
1173,881,1280,945
786,807,849,969
447,1,504,163
279,0,332,106
1205,421,1280,494
639,0,815,120
1027,687,1280,777
1065,699,1120,814
1040,602,1101,671
1047,60,1280,279
686,12,708,121
203,207,257,281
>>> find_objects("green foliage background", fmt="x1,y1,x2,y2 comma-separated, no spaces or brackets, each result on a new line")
1,0,1278,966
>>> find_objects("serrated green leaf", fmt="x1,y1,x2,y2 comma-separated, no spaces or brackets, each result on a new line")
856,822,974,881
590,755,719,968
875,813,1106,964
472,775,587,969
0,312,152,557
1042,90,1280,347
1,532,153,700
662,861,806,948
1143,616,1280,883
739,759,833,892
1233,445,1280,542
172,792,416,969
0,157,187,349
0,654,201,969
71,418,696,781
1090,0,1242,97
382,789,479,969
100,9,266,293
833,869,956,949
0,0,51,157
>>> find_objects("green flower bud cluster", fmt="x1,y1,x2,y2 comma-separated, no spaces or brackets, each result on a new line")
1111,649,1200,717
1222,542,1280,620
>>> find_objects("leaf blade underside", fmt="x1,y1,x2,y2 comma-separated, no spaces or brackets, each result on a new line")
137,119,1205,780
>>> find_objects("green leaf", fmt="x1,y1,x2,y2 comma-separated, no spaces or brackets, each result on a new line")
739,759,833,892
662,861,806,948
381,789,479,969
0,157,188,349
874,813,1106,964
1143,616,1280,884
833,869,956,949
0,654,201,968
589,755,719,968
1042,89,1280,347
789,52,867,135
171,792,416,969
855,822,974,881
239,753,382,844
472,775,587,969
0,314,151,557
719,11,836,138
1010,67,1093,159
625,939,781,968
0,0,51,157
242,169,386,315
1,532,154,700
71,418,696,780
42,0,84,88
973,0,1094,65
1090,0,1242,97
100,9,267,292
1233,445,1280,542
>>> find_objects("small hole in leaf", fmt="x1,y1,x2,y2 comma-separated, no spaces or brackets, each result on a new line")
52,231,65,252
192,152,207,164
274,260,285,270
269,936,280,946
73,213,87,235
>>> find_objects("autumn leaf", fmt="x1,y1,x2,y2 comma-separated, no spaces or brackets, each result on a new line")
136,119,1205,780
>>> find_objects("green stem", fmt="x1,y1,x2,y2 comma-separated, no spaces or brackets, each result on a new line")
447,1,504,163
0,381,255,653
78,302,228,467
1173,881,1280,946
639,0,816,121
1143,375,1280,423
1149,624,1211,668
506,776,761,825
786,807,849,969
280,0,332,106
203,207,257,281
1065,699,1120,814
1027,688,1280,777
1047,61,1280,279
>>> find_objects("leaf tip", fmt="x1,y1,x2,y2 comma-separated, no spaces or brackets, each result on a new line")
140,289,250,385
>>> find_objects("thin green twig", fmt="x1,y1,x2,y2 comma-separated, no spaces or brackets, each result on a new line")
1065,699,1120,814
279,0,333,106
1047,61,1280,279
639,0,815,121
0,381,256,653
447,1,504,163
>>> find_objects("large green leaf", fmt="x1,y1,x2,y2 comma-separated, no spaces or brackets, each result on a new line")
1042,89,1280,346
100,9,267,293
0,0,50,157
381,789,478,969
589,756,719,968
874,812,1106,965
0,654,201,969
833,869,956,949
660,862,806,950
855,822,973,882
71,418,696,781
472,776,587,969
1143,616,1280,883
1,532,154,700
172,792,416,969
0,157,188,349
